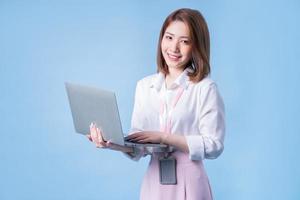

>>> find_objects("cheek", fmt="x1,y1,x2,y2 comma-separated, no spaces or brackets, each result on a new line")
161,40,167,52
161,43,168,57
184,45,192,53
182,47,192,58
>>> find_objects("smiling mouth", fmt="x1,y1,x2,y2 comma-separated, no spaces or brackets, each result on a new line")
167,53,181,61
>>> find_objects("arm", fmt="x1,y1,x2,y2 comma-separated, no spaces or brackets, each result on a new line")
127,131,189,153
161,133,189,153
185,82,225,160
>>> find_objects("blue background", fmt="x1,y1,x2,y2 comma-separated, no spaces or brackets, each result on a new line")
1,0,299,199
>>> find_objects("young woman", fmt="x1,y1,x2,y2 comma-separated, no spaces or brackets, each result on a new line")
88,8,225,200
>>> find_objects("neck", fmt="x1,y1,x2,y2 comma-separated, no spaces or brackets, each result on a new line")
165,67,184,88
168,67,184,79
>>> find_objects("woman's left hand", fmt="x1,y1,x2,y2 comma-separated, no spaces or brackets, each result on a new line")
126,131,167,144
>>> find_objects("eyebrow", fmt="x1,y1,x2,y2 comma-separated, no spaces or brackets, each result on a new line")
165,32,190,39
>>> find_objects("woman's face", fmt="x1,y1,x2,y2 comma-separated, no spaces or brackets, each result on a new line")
161,20,192,71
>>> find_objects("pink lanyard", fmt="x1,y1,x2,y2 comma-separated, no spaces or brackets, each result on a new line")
159,85,184,134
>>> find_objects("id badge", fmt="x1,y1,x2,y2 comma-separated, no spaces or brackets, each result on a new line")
159,156,177,185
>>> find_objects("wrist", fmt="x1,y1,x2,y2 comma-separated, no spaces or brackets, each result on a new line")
123,146,134,153
127,147,138,156
160,133,169,144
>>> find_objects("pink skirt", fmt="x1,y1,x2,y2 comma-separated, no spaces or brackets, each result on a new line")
140,151,213,200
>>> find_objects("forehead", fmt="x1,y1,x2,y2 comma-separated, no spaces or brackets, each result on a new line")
164,20,190,37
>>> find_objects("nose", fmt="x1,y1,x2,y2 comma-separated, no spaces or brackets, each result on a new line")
170,40,180,53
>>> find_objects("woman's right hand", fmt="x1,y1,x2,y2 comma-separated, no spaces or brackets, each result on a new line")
87,122,108,148
86,122,133,153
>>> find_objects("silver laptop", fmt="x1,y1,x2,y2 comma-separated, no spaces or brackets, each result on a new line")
65,82,167,149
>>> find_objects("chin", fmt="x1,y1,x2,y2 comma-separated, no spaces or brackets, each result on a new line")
167,62,184,69
167,65,185,72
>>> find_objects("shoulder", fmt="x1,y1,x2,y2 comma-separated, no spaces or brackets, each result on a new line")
192,76,218,90
192,77,224,109
190,76,223,100
133,73,159,98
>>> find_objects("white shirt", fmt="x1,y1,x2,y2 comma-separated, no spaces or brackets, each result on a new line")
127,68,225,161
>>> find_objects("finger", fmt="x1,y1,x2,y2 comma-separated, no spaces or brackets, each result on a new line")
89,122,94,135
96,139,108,148
106,141,114,148
127,133,145,140
125,135,135,140
96,128,104,143
90,127,96,142
86,134,92,141
91,124,100,144
133,137,149,143
135,139,149,144
93,124,103,146
126,132,143,139
89,122,94,129
139,137,155,143
130,135,149,142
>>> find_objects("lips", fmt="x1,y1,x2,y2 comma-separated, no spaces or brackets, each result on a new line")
167,53,181,61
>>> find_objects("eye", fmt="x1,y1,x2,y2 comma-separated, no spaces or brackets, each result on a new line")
181,40,190,45
165,35,172,40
